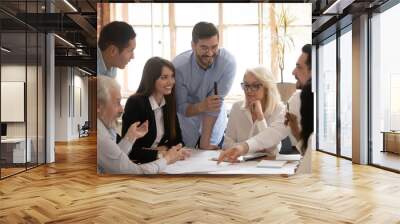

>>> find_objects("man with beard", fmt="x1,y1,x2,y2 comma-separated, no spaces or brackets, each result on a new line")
284,44,312,153
173,22,237,149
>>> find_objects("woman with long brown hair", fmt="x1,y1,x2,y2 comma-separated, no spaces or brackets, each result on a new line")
122,57,189,163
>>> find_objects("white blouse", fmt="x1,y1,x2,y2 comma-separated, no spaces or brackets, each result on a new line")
223,100,287,156
149,96,166,148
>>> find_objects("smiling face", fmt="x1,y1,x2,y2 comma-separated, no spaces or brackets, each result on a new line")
292,52,311,88
112,38,136,69
192,35,219,69
243,72,265,104
154,66,175,96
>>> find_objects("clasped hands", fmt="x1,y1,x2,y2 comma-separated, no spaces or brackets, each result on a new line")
125,121,191,164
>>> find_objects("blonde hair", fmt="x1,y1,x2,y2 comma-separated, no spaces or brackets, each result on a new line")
244,66,281,116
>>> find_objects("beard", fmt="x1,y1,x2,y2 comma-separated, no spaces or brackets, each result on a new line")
200,56,214,67
195,53,216,69
100,112,122,130
106,119,118,130
295,80,302,89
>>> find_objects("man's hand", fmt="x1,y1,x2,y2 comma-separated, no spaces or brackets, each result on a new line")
164,144,192,164
217,143,249,164
200,95,221,113
285,112,300,141
125,120,148,142
185,95,222,117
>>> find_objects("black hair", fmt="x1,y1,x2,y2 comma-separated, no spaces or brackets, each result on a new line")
98,21,136,52
299,79,313,155
136,57,178,141
192,22,219,43
302,44,312,70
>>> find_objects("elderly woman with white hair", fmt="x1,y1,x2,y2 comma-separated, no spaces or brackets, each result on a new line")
218,65,287,163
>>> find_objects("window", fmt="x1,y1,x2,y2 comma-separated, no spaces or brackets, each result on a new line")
0,1,46,179
107,3,311,108
317,36,337,155
263,4,312,83
371,3,400,171
339,28,352,158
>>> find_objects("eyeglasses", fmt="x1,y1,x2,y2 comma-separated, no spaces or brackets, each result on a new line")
199,45,219,54
240,83,263,92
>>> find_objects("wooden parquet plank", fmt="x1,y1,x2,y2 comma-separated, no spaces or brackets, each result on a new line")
1,134,400,223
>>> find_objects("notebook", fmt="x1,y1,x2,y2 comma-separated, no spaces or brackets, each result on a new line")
275,154,301,161
256,160,287,168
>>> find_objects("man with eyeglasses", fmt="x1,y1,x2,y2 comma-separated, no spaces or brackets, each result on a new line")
173,22,237,149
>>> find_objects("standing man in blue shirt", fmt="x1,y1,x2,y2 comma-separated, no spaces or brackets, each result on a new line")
97,21,136,78
173,22,237,149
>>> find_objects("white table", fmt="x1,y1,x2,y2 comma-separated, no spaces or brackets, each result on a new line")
1,138,32,163
163,149,300,175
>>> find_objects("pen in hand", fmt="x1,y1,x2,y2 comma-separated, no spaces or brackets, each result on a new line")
214,82,218,95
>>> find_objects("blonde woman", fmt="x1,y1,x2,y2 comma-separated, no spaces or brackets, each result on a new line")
219,66,287,162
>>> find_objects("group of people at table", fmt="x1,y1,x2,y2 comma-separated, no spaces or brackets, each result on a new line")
97,21,313,174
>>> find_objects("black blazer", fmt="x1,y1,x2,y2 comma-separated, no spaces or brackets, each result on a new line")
121,94,183,163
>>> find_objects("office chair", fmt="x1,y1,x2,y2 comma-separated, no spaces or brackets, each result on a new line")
79,121,90,138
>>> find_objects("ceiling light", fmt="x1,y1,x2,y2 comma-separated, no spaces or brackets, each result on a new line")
54,34,75,48
1,47,11,53
63,0,78,12
78,67,92,76
322,0,354,15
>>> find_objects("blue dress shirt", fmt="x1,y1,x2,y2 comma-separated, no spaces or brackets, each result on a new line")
97,47,117,78
172,48,236,147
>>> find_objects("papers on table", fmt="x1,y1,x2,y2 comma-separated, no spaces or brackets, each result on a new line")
209,162,299,175
163,149,299,175
275,154,301,161
164,150,249,174
256,160,287,168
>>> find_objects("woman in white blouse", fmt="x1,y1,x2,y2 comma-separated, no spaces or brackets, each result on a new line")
220,65,287,161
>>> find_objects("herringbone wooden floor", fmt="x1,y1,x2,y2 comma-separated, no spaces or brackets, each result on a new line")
1,134,400,224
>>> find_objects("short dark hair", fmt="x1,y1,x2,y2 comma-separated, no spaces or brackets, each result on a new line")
98,21,136,52
136,57,178,141
302,44,312,70
192,22,219,43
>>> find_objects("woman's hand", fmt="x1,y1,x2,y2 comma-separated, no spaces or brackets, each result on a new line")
217,143,249,164
249,100,264,121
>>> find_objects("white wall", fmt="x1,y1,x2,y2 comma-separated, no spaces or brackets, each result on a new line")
1,64,46,164
1,65,36,137
54,67,89,141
